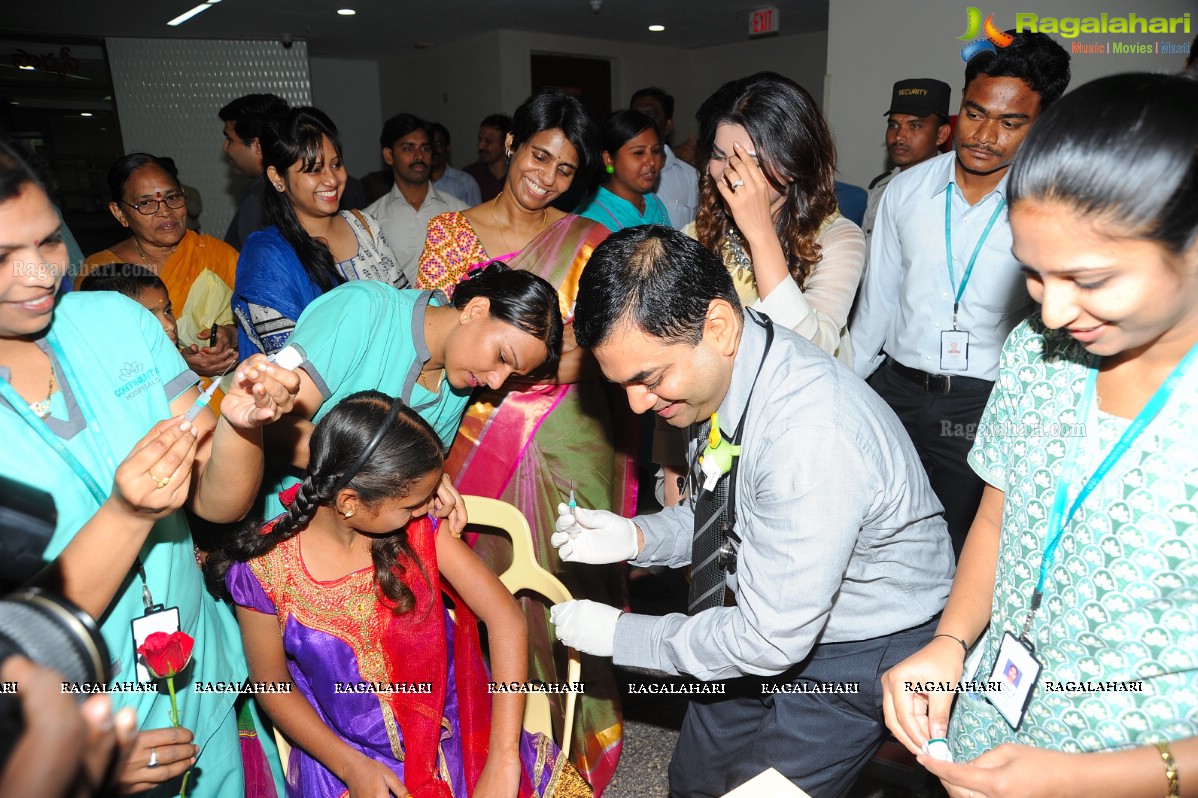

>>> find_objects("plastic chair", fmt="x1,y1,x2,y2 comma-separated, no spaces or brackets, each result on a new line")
462,495,582,759
274,729,292,772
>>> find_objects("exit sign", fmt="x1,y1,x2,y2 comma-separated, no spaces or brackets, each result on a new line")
749,6,780,37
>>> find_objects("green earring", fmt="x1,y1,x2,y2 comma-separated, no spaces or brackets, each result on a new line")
605,164,615,174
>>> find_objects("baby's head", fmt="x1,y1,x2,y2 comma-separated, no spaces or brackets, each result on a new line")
80,264,177,347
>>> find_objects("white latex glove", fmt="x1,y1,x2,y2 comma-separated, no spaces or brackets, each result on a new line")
551,504,639,564
550,600,622,657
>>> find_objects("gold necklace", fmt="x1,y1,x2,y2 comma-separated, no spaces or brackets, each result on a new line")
133,236,154,268
417,367,443,392
489,193,547,254
29,362,57,419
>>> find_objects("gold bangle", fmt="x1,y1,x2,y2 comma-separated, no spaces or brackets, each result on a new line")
1156,741,1179,798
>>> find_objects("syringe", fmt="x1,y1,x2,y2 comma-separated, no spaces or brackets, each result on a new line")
182,345,303,424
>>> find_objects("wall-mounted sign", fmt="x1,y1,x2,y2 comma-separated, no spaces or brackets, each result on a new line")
749,6,780,37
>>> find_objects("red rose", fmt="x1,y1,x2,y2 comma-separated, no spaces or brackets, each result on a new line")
137,630,195,679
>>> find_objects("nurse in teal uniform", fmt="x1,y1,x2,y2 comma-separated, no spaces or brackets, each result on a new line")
258,261,563,524
881,74,1198,798
0,142,299,798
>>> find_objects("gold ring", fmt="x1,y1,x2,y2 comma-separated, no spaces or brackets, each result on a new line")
149,473,170,489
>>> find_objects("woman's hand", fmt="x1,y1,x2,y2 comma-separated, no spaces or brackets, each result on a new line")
433,473,468,536
920,743,1079,798
715,141,780,248
108,419,200,520
473,754,522,798
881,635,967,755
180,333,238,378
344,754,409,798
117,725,198,794
219,354,302,428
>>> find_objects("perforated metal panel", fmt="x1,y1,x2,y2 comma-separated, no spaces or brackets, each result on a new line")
106,38,311,243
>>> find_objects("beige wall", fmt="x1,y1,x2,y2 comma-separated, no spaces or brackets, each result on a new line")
377,31,504,169
377,28,828,166
310,56,383,180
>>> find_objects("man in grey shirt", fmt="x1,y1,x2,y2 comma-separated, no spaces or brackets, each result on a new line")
551,225,954,798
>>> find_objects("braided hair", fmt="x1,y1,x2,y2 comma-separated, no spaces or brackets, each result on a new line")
204,391,444,614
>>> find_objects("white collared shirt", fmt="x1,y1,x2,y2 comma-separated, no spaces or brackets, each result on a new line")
365,181,468,286
849,151,1033,381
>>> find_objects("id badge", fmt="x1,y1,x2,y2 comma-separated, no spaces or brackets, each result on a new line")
983,631,1041,730
130,606,180,682
941,330,970,371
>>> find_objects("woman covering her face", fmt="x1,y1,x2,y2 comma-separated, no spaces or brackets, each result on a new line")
692,71,866,365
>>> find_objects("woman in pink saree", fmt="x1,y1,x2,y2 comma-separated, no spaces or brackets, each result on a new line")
418,89,634,795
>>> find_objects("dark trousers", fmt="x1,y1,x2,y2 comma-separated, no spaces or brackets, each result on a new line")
667,617,937,798
867,362,991,557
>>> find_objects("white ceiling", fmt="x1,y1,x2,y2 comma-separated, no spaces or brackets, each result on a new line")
3,1,828,58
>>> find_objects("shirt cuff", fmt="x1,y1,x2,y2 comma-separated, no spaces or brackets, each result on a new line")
612,612,667,672
631,511,691,567
753,278,814,333
166,369,201,402
299,361,332,400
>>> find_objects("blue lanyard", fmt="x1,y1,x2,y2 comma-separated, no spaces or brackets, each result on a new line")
943,184,1006,326
0,332,117,506
1020,340,1198,638
0,331,159,608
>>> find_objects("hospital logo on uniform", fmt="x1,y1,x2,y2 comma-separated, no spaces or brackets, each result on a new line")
115,362,161,401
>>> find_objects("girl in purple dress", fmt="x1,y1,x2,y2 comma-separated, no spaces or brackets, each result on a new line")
205,391,590,798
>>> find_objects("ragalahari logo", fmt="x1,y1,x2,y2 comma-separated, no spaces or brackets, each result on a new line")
958,7,1014,62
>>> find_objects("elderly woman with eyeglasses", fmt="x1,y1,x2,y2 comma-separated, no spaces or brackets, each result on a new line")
80,153,240,385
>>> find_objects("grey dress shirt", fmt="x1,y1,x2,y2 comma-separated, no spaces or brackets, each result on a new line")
434,165,483,207
613,310,955,681
657,145,699,230
862,167,899,248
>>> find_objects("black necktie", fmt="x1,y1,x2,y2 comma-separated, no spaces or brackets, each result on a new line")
688,419,733,614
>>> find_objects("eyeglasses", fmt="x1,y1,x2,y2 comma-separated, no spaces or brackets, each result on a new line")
122,192,186,215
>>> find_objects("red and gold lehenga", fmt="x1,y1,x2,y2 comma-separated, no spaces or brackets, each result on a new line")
228,513,592,798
